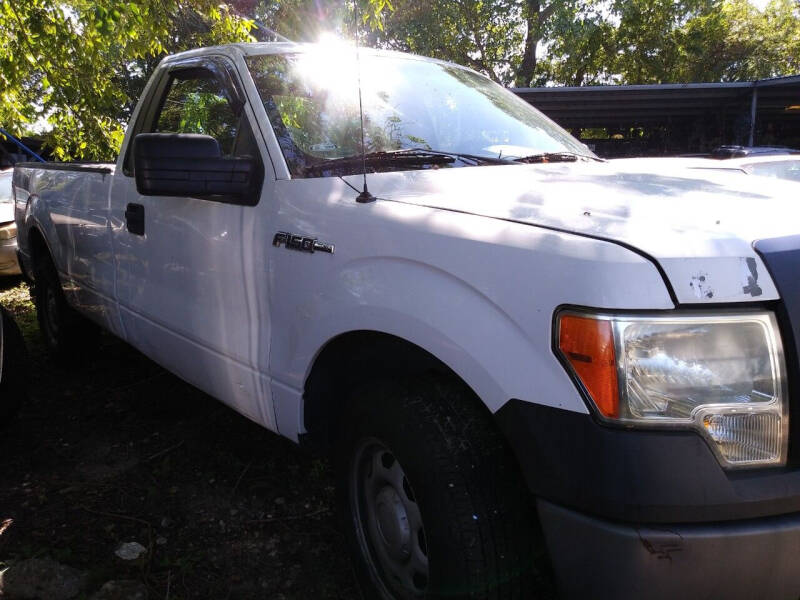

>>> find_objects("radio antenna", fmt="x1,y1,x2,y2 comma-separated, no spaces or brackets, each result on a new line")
353,1,376,203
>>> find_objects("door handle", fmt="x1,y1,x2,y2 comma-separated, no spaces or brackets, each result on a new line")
125,203,145,236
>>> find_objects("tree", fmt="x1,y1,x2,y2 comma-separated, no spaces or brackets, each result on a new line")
0,0,394,160
610,0,800,84
610,0,716,84
514,0,579,87
245,0,393,43
541,0,800,86
536,1,617,86
0,1,254,160
678,0,800,81
370,0,523,84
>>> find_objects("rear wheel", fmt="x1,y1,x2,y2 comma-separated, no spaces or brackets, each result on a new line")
336,376,546,599
33,252,96,361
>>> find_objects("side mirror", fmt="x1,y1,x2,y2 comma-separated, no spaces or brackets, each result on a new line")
133,133,257,203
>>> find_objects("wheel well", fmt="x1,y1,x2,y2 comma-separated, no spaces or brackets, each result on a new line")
302,331,475,452
27,227,49,274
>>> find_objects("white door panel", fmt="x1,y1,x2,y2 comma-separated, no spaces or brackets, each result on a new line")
111,175,273,427
110,55,274,428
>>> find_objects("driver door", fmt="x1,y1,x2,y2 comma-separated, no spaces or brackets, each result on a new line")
111,57,274,428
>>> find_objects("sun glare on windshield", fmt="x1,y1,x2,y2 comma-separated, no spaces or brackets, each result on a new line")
247,49,592,178
293,35,358,98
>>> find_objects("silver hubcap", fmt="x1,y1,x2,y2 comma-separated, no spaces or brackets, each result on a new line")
352,439,428,598
375,485,411,560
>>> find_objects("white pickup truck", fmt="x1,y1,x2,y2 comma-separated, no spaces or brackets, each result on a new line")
13,42,800,600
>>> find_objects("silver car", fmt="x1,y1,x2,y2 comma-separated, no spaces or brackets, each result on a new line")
0,169,21,275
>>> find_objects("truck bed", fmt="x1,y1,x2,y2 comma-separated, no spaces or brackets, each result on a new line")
14,161,114,174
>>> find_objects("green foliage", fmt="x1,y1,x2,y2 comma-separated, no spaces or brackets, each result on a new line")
542,0,800,85
0,1,255,161
372,0,526,84
250,0,394,42
610,0,715,84
537,1,616,85
157,77,239,153
677,0,800,81
369,0,800,87
0,279,38,345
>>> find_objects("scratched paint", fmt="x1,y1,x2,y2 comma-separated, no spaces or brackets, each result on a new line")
741,257,763,297
689,272,714,300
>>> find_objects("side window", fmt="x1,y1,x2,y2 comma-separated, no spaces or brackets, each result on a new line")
127,64,265,205
154,70,242,156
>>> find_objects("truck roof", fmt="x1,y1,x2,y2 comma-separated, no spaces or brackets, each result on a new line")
162,41,468,71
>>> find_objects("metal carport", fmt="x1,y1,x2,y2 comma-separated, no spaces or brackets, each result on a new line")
513,75,800,157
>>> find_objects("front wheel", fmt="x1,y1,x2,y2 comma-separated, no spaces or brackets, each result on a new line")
336,376,546,599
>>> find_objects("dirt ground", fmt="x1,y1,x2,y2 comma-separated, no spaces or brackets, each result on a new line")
0,277,359,599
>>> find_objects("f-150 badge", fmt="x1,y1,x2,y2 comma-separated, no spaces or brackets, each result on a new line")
273,232,335,254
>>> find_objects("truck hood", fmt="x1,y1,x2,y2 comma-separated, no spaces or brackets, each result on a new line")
346,160,800,305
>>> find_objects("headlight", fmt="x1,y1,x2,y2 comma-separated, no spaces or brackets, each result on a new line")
0,221,17,240
556,311,787,469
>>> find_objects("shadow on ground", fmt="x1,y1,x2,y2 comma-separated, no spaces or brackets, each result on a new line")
0,278,358,599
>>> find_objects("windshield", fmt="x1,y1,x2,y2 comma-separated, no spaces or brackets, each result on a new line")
246,49,593,177
0,172,12,204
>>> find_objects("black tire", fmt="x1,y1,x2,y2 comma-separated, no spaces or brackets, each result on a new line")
336,375,548,600
33,252,96,361
0,307,28,426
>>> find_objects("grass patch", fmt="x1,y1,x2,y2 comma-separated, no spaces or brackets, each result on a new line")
0,277,37,342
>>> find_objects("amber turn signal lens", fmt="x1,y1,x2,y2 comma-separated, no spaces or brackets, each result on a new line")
558,315,619,418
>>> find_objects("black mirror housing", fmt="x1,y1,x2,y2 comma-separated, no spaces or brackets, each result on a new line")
133,133,260,204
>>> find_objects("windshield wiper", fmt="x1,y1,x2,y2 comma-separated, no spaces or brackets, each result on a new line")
303,147,512,175
513,151,599,164
408,148,512,165
304,149,456,175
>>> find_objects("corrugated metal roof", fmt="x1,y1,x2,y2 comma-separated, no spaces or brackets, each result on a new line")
513,76,800,129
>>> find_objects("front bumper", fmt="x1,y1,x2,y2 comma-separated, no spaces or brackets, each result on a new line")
539,499,800,600
494,400,800,523
494,400,800,598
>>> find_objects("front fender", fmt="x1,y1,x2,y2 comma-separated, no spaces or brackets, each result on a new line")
273,250,658,418
293,257,535,413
